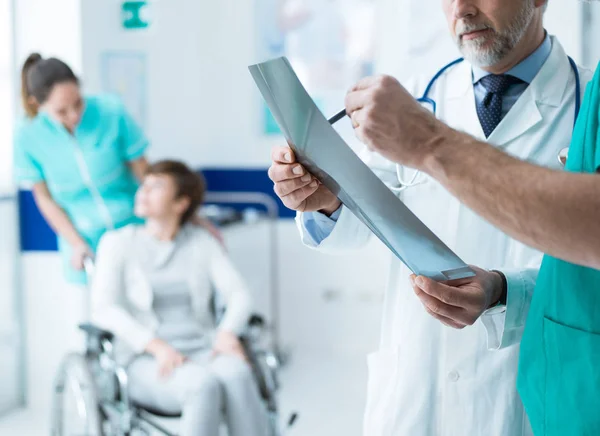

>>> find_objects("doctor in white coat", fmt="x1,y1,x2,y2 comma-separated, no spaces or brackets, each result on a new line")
267,0,592,435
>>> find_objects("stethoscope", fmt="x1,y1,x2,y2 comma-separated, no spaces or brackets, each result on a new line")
389,56,582,192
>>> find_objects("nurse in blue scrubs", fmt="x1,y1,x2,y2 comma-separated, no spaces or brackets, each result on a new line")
14,53,149,283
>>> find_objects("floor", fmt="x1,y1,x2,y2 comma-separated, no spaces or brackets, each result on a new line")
0,347,369,436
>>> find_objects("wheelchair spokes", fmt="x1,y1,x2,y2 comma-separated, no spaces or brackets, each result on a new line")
51,353,103,436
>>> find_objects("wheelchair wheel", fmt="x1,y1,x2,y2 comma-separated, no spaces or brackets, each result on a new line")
51,352,104,436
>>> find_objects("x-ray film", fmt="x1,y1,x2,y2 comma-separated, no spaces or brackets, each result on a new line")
249,57,474,281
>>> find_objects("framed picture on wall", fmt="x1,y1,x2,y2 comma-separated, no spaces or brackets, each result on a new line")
100,51,148,128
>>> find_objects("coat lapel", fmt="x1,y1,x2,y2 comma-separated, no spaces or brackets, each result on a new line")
488,37,571,146
439,37,573,148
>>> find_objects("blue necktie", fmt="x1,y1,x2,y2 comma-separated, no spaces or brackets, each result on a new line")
476,74,523,138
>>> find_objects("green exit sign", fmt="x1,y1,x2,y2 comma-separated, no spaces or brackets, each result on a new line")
122,1,150,30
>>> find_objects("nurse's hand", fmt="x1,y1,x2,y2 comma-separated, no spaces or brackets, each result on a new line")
191,215,225,248
268,146,341,215
410,266,504,329
71,243,93,271
345,75,447,170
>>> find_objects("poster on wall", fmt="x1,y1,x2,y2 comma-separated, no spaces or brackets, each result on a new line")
100,52,148,128
256,0,377,140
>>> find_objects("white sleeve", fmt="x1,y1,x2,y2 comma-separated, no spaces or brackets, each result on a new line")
208,239,253,335
91,231,154,353
481,252,543,350
296,206,371,252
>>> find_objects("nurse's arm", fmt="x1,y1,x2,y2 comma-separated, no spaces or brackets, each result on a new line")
31,182,88,249
127,156,149,182
420,129,600,270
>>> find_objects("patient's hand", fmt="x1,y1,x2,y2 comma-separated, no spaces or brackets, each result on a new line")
212,330,246,362
146,338,187,378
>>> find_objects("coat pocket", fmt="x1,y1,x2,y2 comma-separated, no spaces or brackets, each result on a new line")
543,317,600,436
363,348,400,436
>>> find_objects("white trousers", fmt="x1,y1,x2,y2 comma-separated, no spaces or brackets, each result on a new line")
127,350,269,436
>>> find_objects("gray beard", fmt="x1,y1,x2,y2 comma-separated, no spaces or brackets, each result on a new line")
457,2,535,68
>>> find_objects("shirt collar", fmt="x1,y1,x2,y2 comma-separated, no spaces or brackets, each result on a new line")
472,32,552,85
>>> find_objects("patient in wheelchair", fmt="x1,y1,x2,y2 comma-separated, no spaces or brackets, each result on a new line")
91,160,269,436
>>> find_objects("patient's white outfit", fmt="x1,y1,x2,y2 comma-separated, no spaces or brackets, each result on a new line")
92,224,268,436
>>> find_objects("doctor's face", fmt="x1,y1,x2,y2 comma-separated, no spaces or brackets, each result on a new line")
443,0,542,68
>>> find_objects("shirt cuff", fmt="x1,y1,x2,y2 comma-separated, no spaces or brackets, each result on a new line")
481,269,532,350
301,207,342,246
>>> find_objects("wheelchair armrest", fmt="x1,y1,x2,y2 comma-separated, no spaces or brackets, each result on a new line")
79,323,114,342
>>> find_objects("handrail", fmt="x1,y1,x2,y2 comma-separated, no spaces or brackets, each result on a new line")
0,194,16,202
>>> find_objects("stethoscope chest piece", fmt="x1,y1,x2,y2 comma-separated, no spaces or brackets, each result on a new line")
558,147,569,168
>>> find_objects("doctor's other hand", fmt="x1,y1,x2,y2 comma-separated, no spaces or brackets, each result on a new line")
269,146,341,215
345,75,448,170
410,266,504,329
146,338,187,378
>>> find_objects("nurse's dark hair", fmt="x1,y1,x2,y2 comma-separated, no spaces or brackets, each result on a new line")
20,53,79,118
145,160,206,225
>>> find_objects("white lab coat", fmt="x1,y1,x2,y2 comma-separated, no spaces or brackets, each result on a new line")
296,37,592,436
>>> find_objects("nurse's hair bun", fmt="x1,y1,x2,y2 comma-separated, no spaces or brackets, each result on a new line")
21,53,44,118
24,53,43,68
20,53,78,118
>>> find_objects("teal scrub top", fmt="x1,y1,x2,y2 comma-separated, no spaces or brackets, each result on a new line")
14,94,147,283
518,63,600,435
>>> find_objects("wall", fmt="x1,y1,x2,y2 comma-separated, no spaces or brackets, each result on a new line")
545,0,584,63
0,0,15,192
13,0,82,78
81,0,274,166
582,1,600,68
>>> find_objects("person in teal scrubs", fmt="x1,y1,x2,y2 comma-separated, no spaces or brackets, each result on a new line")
516,63,600,435
14,53,149,283
310,53,600,434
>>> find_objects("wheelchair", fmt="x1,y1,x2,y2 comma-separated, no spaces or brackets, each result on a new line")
50,260,295,435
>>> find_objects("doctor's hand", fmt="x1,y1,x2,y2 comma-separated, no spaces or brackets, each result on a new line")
268,146,341,215
410,266,504,329
345,75,449,170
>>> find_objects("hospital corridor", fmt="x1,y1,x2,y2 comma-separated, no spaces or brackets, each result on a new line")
2,1,600,435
